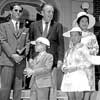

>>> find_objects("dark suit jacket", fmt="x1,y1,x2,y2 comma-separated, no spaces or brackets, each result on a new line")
29,20,64,67
0,20,29,66
29,52,53,88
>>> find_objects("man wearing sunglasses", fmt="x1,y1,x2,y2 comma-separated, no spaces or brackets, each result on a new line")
0,3,29,100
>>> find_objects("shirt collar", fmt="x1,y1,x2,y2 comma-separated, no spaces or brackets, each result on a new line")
42,19,51,25
11,19,19,25
38,51,46,56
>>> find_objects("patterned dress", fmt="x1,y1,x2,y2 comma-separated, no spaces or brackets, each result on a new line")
61,43,92,92
67,31,99,91
81,31,99,91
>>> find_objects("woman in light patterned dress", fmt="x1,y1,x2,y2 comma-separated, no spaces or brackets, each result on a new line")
61,26,100,100
61,27,91,100
72,12,99,100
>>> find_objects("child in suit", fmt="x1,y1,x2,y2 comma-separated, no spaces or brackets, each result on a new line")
24,37,53,100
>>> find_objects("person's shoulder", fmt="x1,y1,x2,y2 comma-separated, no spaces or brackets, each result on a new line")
30,20,42,26
56,22,62,26
87,31,95,36
82,31,96,41
35,20,42,24
51,20,62,26
46,52,53,58
0,21,11,29
87,31,97,39
0,21,10,26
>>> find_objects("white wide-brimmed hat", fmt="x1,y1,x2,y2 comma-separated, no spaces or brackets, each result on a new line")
63,27,82,37
31,37,50,46
73,12,95,29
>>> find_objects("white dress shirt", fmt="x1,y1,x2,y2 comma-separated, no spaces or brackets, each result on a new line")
11,19,19,30
42,20,50,33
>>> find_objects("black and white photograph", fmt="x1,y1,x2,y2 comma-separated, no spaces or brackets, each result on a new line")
0,0,100,100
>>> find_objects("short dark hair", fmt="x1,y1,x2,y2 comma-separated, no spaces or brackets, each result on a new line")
77,15,89,25
10,3,23,11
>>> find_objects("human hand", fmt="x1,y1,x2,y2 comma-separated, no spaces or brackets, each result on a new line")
57,60,63,68
62,67,68,73
24,68,33,77
12,54,23,63
62,66,78,73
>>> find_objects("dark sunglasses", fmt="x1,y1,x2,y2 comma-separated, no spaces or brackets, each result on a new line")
14,9,22,13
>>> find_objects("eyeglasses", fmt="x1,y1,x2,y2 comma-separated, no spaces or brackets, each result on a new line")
14,9,22,13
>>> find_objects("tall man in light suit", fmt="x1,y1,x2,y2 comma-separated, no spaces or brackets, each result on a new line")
0,3,29,100
29,4,64,99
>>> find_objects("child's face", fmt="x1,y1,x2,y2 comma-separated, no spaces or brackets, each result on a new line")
35,42,46,52
70,31,82,45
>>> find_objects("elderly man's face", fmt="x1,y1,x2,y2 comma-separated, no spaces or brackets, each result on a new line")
42,5,54,22
11,5,23,20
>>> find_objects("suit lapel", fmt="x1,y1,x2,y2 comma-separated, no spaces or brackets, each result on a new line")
38,21,43,35
37,20,55,38
46,21,55,38
47,22,53,38
33,52,47,65
8,21,23,39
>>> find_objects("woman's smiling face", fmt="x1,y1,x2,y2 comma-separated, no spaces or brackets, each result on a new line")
78,17,89,31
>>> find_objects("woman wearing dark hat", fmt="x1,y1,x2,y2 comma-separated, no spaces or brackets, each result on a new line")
72,12,99,100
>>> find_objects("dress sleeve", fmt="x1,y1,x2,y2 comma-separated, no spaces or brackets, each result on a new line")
79,46,100,66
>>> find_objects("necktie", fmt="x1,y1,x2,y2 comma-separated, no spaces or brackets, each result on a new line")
15,22,19,36
42,22,49,37
15,22,19,31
